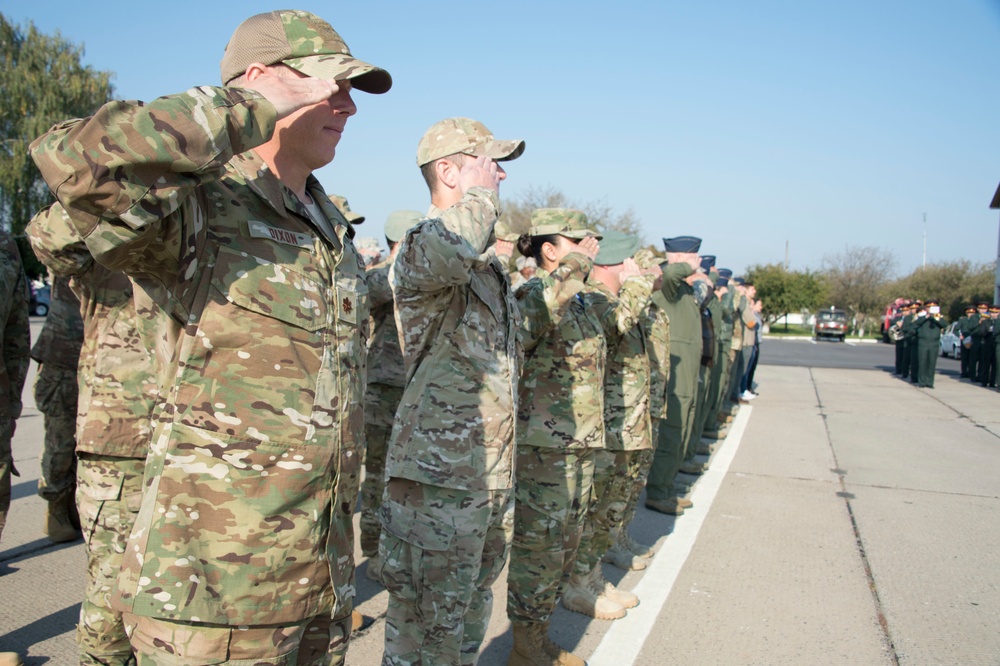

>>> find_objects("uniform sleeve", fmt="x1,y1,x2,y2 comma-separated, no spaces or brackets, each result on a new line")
392,188,501,291
365,264,393,310
660,262,693,300
30,86,277,272
26,203,94,278
516,252,593,352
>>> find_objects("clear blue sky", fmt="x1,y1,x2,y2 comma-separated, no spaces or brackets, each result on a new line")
7,0,1000,276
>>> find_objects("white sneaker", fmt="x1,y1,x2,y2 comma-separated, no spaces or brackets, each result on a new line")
740,390,756,401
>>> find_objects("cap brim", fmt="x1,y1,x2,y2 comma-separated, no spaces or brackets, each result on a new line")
562,229,603,241
284,54,392,94
474,139,525,162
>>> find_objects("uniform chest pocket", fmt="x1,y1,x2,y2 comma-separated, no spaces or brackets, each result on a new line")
335,275,369,327
469,273,505,324
214,246,328,332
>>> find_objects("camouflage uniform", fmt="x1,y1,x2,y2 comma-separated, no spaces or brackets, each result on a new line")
30,275,84,532
0,231,31,541
627,291,670,528
575,272,654,577
32,81,369,664
507,249,604,627
28,203,160,665
646,262,701,502
361,256,405,558
379,189,520,665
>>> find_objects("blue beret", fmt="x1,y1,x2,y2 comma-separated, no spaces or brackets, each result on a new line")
662,235,702,253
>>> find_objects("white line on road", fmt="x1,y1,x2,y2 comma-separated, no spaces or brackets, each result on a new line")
588,405,752,666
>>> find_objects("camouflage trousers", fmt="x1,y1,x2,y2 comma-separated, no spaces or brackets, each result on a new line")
378,478,514,666
0,418,18,540
77,453,145,666
619,448,654,537
34,364,78,503
574,449,632,576
507,448,594,625
122,612,345,665
360,384,403,557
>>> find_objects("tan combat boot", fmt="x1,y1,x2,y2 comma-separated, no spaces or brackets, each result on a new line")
590,567,638,610
645,497,684,515
621,531,657,559
44,496,81,543
0,653,23,666
508,622,585,666
603,536,648,571
561,571,626,620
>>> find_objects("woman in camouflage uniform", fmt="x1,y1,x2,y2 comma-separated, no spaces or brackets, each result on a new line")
505,209,601,666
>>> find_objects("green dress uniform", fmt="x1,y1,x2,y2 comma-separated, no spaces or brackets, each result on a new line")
914,312,946,388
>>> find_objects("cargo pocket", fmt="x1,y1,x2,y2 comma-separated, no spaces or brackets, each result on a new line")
76,458,125,542
378,498,455,608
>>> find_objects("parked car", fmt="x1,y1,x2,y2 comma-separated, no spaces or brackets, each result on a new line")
29,283,51,316
939,321,962,358
814,307,848,341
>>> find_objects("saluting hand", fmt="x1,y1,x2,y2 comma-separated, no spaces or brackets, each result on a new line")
620,257,641,281
458,155,502,195
494,239,514,263
241,63,340,119
577,236,600,260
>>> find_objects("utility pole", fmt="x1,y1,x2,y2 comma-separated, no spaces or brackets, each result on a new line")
784,240,789,269
922,213,927,268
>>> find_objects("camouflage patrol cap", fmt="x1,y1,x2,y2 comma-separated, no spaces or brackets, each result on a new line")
220,10,391,94
416,117,525,167
527,209,602,240
594,229,640,266
328,194,365,224
385,210,423,243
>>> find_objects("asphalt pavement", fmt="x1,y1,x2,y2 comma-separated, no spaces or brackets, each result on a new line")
2,333,998,664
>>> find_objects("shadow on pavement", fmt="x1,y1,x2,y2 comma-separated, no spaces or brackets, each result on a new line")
0,602,79,662
0,537,81,566
11,479,37,502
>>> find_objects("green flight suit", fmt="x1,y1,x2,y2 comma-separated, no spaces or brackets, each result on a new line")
914,314,946,388
645,263,700,501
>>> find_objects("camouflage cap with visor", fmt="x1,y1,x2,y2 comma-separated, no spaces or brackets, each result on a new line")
220,10,392,94
416,117,525,167
328,194,365,224
527,208,602,241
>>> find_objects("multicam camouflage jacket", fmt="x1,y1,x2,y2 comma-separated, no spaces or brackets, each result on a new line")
516,254,607,450
1,231,31,433
31,86,368,625
366,257,406,388
27,203,158,459
644,295,671,421
29,275,83,370
387,189,521,491
586,274,655,451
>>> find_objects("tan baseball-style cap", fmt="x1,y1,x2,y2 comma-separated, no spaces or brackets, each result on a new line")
220,10,392,94
328,194,365,225
384,210,423,243
416,117,525,167
528,208,602,240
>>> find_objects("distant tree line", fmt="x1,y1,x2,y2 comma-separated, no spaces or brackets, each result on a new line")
748,246,995,337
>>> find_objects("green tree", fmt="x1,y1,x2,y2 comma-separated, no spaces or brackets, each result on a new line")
0,13,114,278
820,245,897,337
746,262,826,330
884,260,995,322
